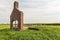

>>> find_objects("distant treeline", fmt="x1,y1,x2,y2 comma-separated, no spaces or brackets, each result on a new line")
25,23,60,25
1,23,60,25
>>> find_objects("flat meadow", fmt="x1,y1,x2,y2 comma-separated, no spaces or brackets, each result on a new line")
0,24,60,40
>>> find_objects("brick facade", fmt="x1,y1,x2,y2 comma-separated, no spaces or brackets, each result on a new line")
10,1,23,30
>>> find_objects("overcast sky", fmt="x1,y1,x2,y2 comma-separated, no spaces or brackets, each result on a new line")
0,0,60,24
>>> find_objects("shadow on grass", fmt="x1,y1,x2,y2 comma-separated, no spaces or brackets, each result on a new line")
0,26,51,32
28,27,39,31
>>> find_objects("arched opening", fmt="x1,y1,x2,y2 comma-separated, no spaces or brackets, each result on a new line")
13,20,18,29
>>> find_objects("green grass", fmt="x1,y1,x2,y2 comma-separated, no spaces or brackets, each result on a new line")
0,24,60,40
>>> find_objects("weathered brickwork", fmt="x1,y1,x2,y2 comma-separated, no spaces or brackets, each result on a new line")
10,1,23,30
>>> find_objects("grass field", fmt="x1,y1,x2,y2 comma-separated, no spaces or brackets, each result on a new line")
0,24,60,40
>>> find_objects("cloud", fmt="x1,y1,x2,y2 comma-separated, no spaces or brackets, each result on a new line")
0,0,60,24
0,0,14,24
48,0,60,12
20,0,47,8
22,8,60,23
20,0,60,23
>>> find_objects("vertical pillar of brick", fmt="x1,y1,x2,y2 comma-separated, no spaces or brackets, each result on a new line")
20,13,23,30
10,21,13,29
18,13,23,30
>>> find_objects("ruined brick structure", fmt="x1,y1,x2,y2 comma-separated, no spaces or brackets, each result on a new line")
10,1,23,30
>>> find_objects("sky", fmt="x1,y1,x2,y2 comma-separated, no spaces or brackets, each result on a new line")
0,0,60,24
